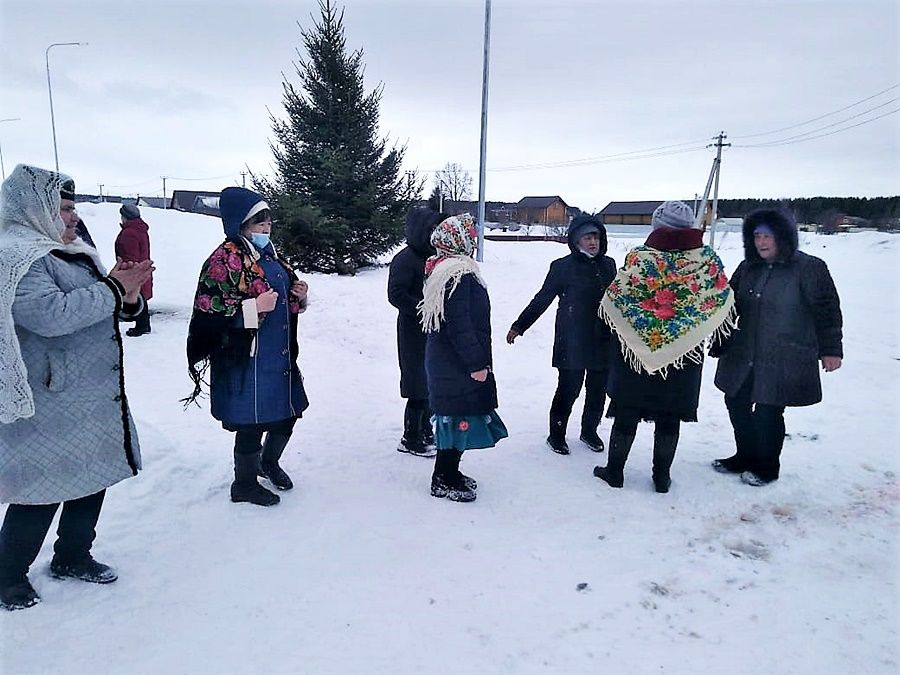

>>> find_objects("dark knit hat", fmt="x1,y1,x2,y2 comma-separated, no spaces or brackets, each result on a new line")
651,200,695,230
60,179,75,201
120,203,141,220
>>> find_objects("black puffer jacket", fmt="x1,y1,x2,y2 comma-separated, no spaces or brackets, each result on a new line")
713,209,843,407
511,216,616,370
387,208,443,399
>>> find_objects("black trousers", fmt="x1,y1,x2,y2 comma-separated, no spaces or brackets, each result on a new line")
725,374,786,481
610,406,681,437
549,368,608,420
0,490,106,584
234,417,297,455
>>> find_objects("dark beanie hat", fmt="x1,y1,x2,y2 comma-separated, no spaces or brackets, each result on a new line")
60,179,75,201
120,203,141,220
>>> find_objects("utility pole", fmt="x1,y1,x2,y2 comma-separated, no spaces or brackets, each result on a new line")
692,131,730,247
708,131,730,248
45,42,86,171
475,0,492,263
161,176,168,209
98,184,104,202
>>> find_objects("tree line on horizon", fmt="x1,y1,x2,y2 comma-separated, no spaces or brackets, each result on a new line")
715,196,899,225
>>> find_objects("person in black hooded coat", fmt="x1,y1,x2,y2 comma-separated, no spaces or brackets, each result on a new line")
711,208,843,486
506,215,617,454
387,207,444,457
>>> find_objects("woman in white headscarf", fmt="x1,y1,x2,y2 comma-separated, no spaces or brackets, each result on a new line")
0,164,153,611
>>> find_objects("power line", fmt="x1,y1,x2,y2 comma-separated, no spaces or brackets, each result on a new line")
734,107,900,148
731,83,900,139
167,173,238,182
488,137,711,172
734,96,899,147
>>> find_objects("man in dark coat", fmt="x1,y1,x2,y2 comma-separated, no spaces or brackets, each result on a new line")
115,203,153,337
712,208,843,486
387,207,443,457
507,214,617,454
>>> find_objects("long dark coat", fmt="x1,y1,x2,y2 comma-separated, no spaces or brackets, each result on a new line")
425,273,498,416
387,208,441,399
511,221,616,371
713,210,842,407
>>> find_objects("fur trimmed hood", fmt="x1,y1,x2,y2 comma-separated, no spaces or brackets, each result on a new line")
742,208,799,263
567,214,608,256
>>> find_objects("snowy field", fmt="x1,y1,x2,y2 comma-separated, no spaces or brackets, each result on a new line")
1,203,898,675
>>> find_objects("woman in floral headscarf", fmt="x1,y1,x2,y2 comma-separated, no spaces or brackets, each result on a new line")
593,201,735,493
186,187,309,508
419,214,507,503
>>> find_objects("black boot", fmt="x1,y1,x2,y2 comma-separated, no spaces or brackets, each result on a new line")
579,410,605,452
651,433,679,493
231,451,280,506
50,555,117,583
259,433,294,490
593,430,635,488
547,412,570,455
398,402,435,457
420,406,437,454
0,577,41,612
0,577,39,611
431,449,475,502
449,449,477,491
712,455,750,474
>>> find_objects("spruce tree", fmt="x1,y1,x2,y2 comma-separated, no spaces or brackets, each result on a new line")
259,0,413,274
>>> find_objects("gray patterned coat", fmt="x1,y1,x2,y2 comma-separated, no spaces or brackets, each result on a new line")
0,251,142,505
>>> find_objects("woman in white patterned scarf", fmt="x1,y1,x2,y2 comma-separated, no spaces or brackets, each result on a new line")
0,164,153,611
419,214,507,503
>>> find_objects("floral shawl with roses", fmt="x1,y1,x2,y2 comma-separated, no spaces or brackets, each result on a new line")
184,238,301,405
600,232,735,377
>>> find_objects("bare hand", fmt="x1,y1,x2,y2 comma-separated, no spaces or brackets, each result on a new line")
109,257,154,297
470,369,488,382
256,289,278,313
506,328,520,344
291,280,308,301
821,356,842,372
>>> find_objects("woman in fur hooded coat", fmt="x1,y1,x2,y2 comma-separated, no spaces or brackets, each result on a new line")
711,208,842,486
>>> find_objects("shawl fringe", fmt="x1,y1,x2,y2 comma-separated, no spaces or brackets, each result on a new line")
601,300,738,378
418,256,486,333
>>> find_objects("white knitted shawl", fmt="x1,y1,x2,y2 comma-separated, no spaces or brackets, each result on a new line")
0,165,103,423
418,256,487,334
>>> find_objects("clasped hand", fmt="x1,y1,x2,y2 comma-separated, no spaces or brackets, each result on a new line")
109,258,154,304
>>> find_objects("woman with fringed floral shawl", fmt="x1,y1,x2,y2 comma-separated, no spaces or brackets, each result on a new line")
185,187,309,508
593,201,735,493
419,214,507,503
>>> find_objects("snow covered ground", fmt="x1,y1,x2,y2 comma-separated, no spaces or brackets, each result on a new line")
1,203,898,674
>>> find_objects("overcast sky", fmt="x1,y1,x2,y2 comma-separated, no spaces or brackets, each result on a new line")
1,0,897,212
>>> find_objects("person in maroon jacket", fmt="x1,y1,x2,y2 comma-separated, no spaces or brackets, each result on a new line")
115,203,153,336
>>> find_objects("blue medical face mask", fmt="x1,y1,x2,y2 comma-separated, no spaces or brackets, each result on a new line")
250,232,271,249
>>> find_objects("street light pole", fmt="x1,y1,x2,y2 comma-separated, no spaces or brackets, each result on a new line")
475,0,492,263
0,117,21,181
46,42,86,171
